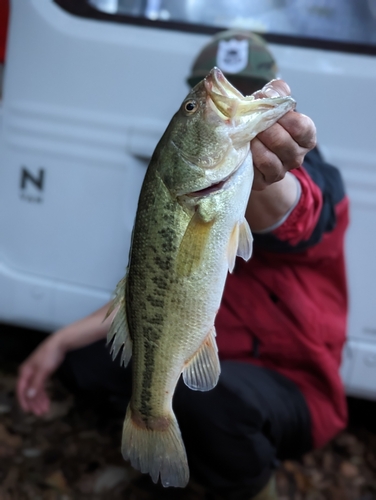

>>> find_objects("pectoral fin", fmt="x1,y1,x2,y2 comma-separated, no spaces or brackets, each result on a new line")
176,210,214,277
106,275,132,367
227,218,253,272
237,217,253,261
182,327,220,391
227,223,239,273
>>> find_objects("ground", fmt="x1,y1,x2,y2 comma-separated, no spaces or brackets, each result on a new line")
1,326,376,500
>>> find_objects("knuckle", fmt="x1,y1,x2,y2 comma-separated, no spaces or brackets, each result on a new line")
305,134,317,150
252,169,268,191
283,113,316,147
256,155,272,172
261,163,285,185
274,170,285,183
298,117,317,148
252,178,268,191
254,151,273,172
287,155,304,170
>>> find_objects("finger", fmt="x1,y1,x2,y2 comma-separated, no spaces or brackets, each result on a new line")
253,80,316,152
32,397,49,416
31,391,50,416
252,79,291,99
251,137,285,190
256,121,306,170
16,365,35,412
28,388,50,416
276,112,317,151
27,368,50,403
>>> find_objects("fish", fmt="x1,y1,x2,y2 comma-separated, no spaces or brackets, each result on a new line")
107,67,296,488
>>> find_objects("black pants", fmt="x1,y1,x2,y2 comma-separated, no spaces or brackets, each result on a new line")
59,340,312,499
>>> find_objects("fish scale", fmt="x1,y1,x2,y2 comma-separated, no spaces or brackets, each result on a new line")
106,67,296,488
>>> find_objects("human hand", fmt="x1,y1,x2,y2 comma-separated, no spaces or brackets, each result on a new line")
251,79,317,191
16,335,66,416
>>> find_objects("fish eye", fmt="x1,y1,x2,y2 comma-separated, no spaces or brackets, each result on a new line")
184,100,198,114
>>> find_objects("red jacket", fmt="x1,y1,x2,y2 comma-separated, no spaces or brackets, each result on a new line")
0,0,9,64
216,148,349,448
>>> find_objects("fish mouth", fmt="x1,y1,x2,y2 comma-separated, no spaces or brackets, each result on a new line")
205,67,244,101
205,67,289,121
204,67,244,120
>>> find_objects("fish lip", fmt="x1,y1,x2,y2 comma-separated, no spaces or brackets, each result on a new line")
204,67,244,121
205,67,243,100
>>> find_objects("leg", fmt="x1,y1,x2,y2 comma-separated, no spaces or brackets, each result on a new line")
173,361,312,500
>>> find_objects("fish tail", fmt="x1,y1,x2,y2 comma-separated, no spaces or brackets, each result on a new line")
121,405,189,488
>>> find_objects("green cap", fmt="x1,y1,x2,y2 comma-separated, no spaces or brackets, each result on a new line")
187,30,278,89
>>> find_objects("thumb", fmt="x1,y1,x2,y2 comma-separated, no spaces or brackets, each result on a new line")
27,366,51,400
17,364,35,411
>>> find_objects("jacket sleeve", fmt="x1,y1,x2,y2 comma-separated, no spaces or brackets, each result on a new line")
253,147,346,253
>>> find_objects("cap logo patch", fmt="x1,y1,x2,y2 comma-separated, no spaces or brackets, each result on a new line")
216,39,248,74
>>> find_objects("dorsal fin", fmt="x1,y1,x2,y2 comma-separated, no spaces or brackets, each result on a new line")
106,275,132,367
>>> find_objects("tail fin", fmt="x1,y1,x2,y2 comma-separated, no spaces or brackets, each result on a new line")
121,405,189,488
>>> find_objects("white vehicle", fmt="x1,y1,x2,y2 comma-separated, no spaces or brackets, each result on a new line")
1,0,376,399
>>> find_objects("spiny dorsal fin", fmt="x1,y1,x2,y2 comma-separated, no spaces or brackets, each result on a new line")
237,217,253,261
182,326,220,391
106,275,132,367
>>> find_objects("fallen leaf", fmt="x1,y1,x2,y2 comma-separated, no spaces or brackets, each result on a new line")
44,470,70,493
42,398,73,422
93,465,130,493
340,460,359,479
0,422,22,458
1,466,19,489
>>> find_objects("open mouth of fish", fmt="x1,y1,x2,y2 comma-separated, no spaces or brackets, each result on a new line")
184,68,251,199
205,67,277,121
184,68,295,199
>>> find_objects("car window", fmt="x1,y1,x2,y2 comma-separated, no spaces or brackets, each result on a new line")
88,0,376,47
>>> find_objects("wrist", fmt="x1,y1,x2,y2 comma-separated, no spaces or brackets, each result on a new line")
247,172,300,232
50,327,74,355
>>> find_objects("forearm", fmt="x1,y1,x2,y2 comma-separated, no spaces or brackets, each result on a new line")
50,302,112,354
246,172,299,232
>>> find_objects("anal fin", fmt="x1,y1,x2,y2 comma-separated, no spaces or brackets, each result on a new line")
106,275,132,367
183,327,220,391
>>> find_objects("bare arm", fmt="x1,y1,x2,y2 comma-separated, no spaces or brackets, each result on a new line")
247,80,317,232
55,302,111,352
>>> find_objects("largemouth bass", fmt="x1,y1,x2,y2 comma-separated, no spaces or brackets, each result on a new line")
107,68,296,488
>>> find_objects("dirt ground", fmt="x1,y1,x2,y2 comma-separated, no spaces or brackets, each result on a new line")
0,326,376,500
